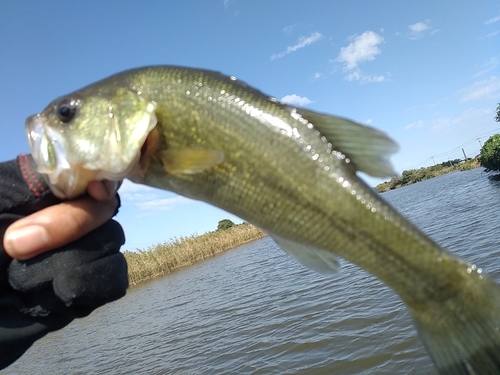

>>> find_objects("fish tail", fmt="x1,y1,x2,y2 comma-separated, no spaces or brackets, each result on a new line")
408,277,500,374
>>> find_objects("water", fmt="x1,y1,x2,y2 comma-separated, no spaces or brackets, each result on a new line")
4,168,500,375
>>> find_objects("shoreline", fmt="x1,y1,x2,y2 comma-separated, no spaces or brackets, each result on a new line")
123,223,267,287
375,158,481,193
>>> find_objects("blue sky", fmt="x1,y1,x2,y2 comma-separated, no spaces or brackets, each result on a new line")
1,1,499,250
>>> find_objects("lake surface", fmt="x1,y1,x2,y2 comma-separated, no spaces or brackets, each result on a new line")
4,168,500,375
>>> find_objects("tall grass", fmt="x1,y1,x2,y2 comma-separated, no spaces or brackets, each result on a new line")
124,223,266,286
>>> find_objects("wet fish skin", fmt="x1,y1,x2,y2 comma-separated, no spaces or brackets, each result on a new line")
25,66,500,374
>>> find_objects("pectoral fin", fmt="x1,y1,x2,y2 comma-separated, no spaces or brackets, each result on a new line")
160,148,225,175
295,108,398,178
272,235,340,274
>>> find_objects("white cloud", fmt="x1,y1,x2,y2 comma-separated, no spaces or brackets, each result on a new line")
473,57,499,77
431,117,452,133
312,72,322,80
485,30,500,38
280,94,312,106
121,192,159,202
337,31,384,70
409,22,429,33
283,24,296,35
428,100,442,108
119,180,195,217
365,119,373,125
335,31,387,84
119,180,171,204
405,120,424,130
485,14,500,25
271,32,322,60
136,196,194,212
119,180,156,194
430,107,493,134
458,76,500,102
404,20,438,40
344,70,386,84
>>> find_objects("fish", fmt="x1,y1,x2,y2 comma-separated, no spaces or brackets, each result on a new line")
25,66,500,374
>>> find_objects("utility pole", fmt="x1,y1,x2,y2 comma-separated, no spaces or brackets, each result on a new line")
431,156,436,165
462,148,467,161
478,138,483,148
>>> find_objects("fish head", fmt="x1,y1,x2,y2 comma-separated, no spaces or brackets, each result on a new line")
25,87,157,199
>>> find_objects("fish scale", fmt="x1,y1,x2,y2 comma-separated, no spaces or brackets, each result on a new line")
26,66,500,374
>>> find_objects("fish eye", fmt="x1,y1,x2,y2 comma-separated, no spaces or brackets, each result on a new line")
56,99,77,123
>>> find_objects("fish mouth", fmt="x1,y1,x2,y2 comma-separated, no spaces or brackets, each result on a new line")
25,114,96,199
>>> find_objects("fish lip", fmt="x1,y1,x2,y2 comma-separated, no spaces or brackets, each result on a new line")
25,113,79,198
25,114,43,167
24,114,60,174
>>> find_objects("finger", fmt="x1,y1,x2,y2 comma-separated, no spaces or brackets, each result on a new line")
87,180,122,201
3,195,119,260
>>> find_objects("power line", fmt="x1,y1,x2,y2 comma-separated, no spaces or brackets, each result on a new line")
404,128,500,171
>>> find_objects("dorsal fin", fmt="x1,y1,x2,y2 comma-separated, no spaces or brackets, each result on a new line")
295,108,398,177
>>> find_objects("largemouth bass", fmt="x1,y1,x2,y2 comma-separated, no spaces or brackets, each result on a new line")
25,66,500,374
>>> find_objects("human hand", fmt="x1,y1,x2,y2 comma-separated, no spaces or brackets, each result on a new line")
3,159,120,260
0,155,128,369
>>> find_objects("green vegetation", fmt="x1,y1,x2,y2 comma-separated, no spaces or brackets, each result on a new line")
217,219,235,231
375,158,481,193
124,223,266,286
480,134,500,172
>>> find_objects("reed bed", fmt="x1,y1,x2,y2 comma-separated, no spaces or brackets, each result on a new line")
124,223,266,286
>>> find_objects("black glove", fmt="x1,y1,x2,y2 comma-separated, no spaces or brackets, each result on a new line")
0,154,128,369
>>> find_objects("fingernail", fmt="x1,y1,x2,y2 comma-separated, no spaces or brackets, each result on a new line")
103,180,119,198
4,225,49,258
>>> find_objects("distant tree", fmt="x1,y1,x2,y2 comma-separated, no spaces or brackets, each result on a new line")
480,134,500,172
496,103,500,123
441,159,462,167
400,170,413,185
217,219,235,231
